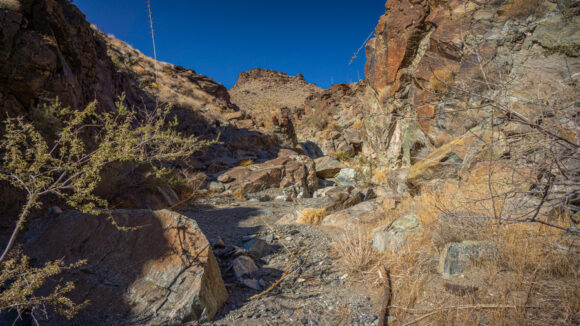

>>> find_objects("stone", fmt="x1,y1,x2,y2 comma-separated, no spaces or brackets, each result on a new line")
371,214,423,252
242,238,268,258
438,241,498,279
208,181,226,193
322,201,379,229
226,149,317,195
217,174,233,183
325,186,363,212
275,194,290,201
314,156,346,179
24,209,228,324
335,168,357,186
233,255,259,279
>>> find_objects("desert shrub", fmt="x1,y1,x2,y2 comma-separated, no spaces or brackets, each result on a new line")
331,229,376,276
310,114,328,131
0,251,88,322
0,97,214,319
336,150,354,162
297,208,327,225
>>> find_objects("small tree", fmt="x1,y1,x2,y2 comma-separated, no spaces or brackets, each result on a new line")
0,97,214,319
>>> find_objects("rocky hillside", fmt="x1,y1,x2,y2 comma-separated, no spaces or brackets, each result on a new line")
1,0,579,325
229,68,322,128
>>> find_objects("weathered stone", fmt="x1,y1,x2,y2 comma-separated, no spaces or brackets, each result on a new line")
325,186,363,212
371,214,423,252
227,149,317,195
24,209,228,324
233,255,259,279
335,168,357,186
322,201,379,229
208,181,226,193
314,156,346,179
217,174,233,183
438,241,498,279
533,15,580,57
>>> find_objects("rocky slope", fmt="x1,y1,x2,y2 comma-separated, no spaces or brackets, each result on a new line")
1,0,579,325
229,68,322,128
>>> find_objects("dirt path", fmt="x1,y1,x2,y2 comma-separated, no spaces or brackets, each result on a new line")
184,194,382,325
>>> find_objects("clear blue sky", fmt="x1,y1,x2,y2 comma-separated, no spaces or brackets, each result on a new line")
74,0,385,89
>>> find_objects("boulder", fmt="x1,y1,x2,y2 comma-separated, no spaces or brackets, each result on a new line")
314,156,345,179
226,149,317,195
24,209,228,325
335,168,357,186
325,186,363,212
208,181,225,193
321,201,380,229
371,214,423,252
438,241,497,279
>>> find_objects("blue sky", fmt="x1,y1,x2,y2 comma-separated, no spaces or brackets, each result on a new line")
74,1,385,89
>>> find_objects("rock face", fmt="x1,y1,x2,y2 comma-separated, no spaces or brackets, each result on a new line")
24,209,228,325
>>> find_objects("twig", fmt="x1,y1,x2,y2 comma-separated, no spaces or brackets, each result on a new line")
377,265,392,326
246,249,302,301
400,304,537,326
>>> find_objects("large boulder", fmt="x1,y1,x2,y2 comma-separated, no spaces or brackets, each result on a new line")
321,201,380,229
24,209,228,325
226,149,317,196
314,156,346,179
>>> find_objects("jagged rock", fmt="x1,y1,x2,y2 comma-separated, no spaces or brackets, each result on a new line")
439,241,498,279
371,214,423,252
314,156,346,179
325,186,363,212
335,168,357,186
226,149,317,195
23,209,228,324
406,128,507,186
233,255,259,279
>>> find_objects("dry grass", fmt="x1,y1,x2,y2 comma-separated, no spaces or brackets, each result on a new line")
236,159,254,167
373,167,390,185
332,178,580,325
233,190,247,201
330,229,376,277
297,208,328,225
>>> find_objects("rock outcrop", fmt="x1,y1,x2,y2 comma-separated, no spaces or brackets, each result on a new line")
24,209,228,324
229,68,322,126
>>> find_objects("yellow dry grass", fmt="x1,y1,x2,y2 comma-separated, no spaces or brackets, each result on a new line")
237,159,254,167
333,176,579,325
372,168,390,185
233,190,247,201
297,208,328,225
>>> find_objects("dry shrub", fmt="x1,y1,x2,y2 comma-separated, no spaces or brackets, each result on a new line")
236,159,253,167
233,190,247,201
297,208,327,225
373,167,390,185
501,0,547,19
331,229,376,276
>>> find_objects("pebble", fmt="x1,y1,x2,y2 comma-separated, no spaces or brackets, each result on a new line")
285,236,292,241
